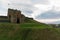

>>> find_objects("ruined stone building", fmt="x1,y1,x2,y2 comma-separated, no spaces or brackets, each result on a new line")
8,8,25,23
0,8,34,23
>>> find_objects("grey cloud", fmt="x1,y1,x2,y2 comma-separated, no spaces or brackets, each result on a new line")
9,0,32,5
31,0,49,4
22,9,33,13
36,10,60,19
21,8,33,16
49,21,60,24
9,3,37,17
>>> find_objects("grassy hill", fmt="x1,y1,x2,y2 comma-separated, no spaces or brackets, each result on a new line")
0,16,60,40
0,23,60,40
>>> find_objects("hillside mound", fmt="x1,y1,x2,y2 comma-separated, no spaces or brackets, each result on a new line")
0,23,60,40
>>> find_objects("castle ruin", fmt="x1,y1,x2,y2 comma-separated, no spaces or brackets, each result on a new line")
8,8,25,23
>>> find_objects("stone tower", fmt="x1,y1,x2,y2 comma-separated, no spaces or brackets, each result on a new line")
8,8,25,23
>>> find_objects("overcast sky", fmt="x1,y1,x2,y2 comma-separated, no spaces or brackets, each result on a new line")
0,0,60,24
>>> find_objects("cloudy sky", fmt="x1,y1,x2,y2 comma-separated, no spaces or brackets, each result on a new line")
0,0,60,24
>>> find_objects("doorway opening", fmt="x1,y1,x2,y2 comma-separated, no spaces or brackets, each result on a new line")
17,18,20,23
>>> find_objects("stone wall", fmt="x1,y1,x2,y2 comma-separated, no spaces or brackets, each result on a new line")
8,8,25,23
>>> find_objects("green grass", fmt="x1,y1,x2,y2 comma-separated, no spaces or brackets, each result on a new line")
20,23,52,28
0,23,60,40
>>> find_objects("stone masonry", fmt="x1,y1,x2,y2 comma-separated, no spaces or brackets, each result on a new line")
8,8,25,23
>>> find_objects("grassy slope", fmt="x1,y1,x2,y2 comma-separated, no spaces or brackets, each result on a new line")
0,23,60,40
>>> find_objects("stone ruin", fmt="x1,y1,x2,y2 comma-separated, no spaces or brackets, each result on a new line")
8,8,25,23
